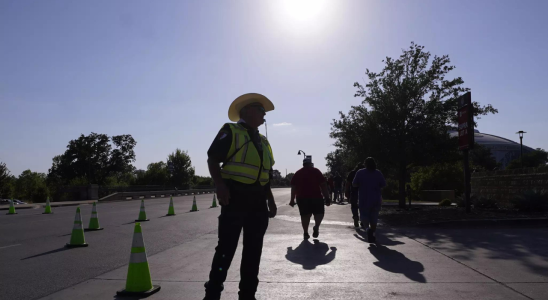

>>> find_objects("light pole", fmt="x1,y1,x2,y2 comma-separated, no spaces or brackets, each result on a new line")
297,150,306,160
516,131,526,168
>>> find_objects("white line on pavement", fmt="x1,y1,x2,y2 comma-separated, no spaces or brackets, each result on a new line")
0,244,21,250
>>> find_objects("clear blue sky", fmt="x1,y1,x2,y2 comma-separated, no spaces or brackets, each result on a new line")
1,0,547,178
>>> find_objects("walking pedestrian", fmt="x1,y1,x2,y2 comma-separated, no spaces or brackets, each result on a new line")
333,172,343,203
327,175,334,200
345,163,365,227
352,157,386,243
289,156,331,240
204,93,278,300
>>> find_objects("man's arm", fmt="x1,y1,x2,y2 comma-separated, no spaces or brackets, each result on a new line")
289,185,297,206
352,171,360,187
266,184,277,218
208,158,230,205
320,182,331,205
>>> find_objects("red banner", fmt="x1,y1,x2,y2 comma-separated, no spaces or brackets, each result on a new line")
457,92,474,150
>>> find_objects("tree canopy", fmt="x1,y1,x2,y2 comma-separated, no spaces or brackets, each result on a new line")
329,42,498,206
506,148,548,169
47,133,137,185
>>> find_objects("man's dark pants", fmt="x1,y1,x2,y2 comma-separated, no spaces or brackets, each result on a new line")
205,188,269,299
350,190,359,221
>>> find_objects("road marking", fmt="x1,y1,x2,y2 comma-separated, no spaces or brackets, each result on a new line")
0,244,21,250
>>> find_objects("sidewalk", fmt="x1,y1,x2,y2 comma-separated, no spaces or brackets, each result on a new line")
39,212,548,300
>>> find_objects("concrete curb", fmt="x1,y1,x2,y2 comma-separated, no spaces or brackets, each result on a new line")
413,217,548,228
0,201,97,211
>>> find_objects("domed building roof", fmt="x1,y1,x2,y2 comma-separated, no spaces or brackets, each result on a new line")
449,130,535,168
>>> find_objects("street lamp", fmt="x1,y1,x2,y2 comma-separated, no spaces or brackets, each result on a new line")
516,131,526,168
297,150,306,160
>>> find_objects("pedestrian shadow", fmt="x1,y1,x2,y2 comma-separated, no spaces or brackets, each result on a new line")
21,247,70,260
354,229,405,246
368,244,426,283
285,239,337,270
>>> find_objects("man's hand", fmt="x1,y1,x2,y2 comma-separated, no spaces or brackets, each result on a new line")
289,200,296,207
216,181,230,206
268,200,277,218
325,197,332,207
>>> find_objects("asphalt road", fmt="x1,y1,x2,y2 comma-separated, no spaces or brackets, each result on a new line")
0,189,288,300
3,188,548,300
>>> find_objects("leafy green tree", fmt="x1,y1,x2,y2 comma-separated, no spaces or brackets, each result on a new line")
193,175,214,186
0,162,15,198
14,170,49,202
506,148,548,169
470,143,500,171
330,42,498,207
168,149,195,188
47,133,137,185
410,162,464,197
143,162,169,186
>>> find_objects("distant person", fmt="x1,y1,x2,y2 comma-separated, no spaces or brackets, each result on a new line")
345,163,365,227
333,172,343,203
289,156,331,240
353,157,386,243
327,175,335,200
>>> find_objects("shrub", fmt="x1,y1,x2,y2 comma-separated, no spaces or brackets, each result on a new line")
510,190,548,212
472,195,499,209
439,199,452,206
455,196,465,207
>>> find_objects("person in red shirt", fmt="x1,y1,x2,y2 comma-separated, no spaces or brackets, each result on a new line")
289,156,331,239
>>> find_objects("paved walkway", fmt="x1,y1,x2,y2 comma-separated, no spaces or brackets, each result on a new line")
38,199,548,300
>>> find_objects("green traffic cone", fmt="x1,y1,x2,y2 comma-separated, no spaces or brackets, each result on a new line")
87,202,103,230
6,199,17,215
136,200,149,222
66,207,88,247
210,194,218,208
190,196,198,212
43,197,53,214
166,197,175,216
116,222,160,296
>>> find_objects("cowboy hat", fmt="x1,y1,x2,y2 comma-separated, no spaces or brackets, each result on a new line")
228,93,275,122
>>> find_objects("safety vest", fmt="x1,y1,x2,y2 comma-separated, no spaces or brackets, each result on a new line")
220,123,274,185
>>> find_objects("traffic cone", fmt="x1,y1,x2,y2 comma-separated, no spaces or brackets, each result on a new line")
117,222,161,296
190,195,198,212
43,197,53,214
66,207,88,248
210,194,218,208
135,199,149,222
87,202,103,231
6,199,17,215
166,197,175,216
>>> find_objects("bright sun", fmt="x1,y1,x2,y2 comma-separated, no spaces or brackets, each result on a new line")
279,0,329,23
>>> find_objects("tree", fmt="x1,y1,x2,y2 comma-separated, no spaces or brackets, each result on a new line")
506,148,548,169
47,133,137,186
193,175,214,186
167,149,195,188
14,170,49,202
470,143,500,171
410,162,464,197
143,162,169,186
285,172,295,183
331,42,498,207
0,162,15,198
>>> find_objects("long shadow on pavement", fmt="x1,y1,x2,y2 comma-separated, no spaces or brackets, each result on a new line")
368,244,426,283
354,228,405,246
402,226,548,278
286,239,337,270
21,247,70,260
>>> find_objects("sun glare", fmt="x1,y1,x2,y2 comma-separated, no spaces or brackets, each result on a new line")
279,0,329,23
272,0,332,34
